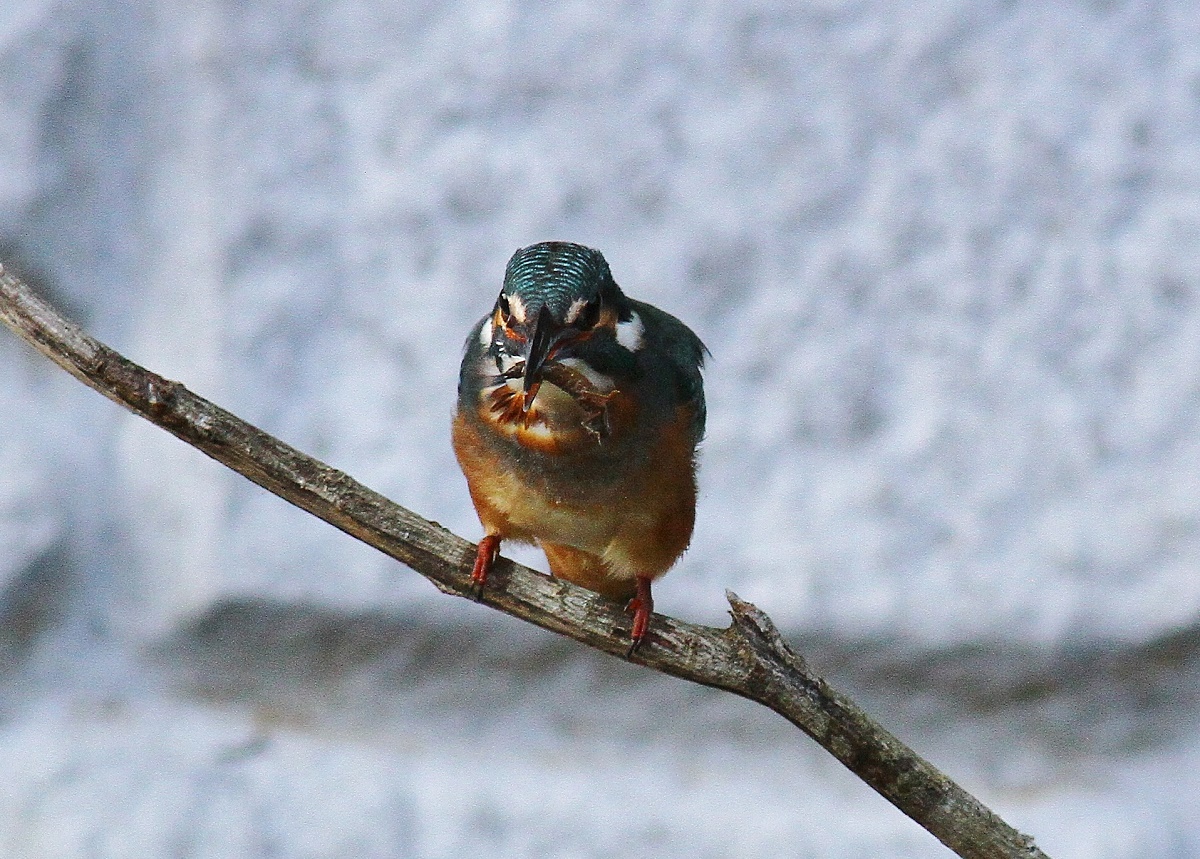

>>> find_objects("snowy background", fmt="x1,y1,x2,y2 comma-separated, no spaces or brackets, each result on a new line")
3,0,1200,856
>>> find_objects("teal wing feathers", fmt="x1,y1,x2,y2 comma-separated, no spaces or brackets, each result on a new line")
629,299,708,442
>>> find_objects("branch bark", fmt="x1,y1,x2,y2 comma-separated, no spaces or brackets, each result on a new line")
0,263,1049,859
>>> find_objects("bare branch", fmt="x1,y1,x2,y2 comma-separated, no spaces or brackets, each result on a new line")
0,263,1049,859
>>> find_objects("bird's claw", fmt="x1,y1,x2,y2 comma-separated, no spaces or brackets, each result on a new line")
624,576,654,658
471,535,501,601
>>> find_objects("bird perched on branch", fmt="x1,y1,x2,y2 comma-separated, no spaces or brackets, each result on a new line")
452,241,707,651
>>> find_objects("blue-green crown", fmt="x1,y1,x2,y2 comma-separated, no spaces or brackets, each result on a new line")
502,242,620,318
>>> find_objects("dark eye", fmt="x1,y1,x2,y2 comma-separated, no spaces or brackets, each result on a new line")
497,293,511,322
576,300,601,330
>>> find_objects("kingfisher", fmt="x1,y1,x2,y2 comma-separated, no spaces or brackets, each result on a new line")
452,241,706,651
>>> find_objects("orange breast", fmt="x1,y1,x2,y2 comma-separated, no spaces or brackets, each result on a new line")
453,394,699,596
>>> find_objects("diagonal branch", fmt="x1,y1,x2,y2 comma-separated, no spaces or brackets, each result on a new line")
0,263,1049,859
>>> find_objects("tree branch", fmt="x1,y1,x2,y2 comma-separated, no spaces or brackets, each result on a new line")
0,262,1049,859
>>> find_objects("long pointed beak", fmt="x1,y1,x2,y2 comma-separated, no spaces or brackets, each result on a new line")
521,306,558,412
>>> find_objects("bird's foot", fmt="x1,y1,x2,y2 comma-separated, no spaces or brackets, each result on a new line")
625,576,654,658
471,535,501,600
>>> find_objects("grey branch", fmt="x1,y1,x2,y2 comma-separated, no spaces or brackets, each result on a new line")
0,262,1049,859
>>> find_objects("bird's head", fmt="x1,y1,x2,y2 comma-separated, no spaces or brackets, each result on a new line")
485,242,632,412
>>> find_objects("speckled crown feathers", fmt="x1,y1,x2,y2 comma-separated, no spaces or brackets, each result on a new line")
502,242,618,315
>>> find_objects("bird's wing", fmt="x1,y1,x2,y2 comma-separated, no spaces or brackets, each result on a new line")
629,299,708,441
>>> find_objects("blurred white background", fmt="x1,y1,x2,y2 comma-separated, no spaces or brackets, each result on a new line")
3,1,1200,856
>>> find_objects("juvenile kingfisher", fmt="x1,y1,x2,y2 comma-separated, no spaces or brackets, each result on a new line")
452,241,706,650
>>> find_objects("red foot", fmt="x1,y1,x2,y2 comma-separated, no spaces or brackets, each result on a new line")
625,575,654,656
471,535,501,597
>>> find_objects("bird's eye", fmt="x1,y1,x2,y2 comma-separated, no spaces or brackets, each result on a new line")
576,300,601,330
497,293,512,322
